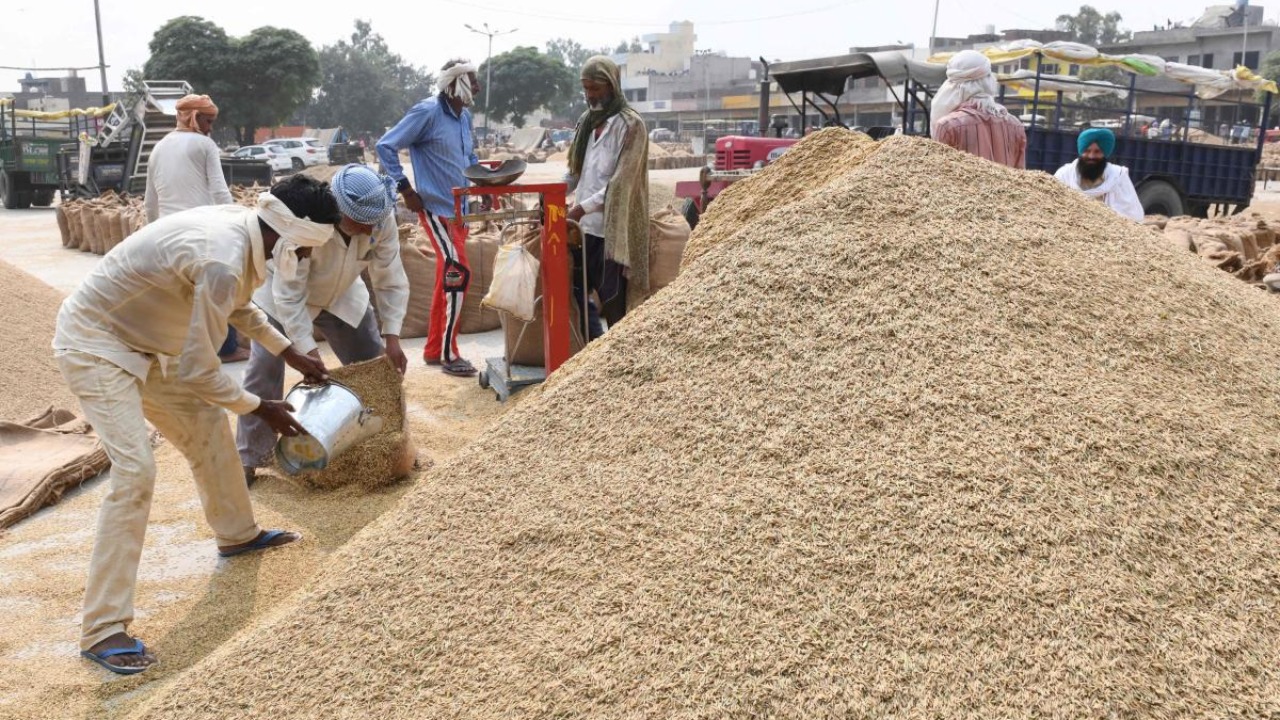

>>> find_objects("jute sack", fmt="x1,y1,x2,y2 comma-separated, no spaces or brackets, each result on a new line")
399,239,435,339
55,205,72,248
501,229,585,367
78,205,98,253
648,205,691,291
62,204,82,249
458,229,502,333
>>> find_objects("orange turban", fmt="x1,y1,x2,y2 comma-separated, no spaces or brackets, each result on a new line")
175,94,218,132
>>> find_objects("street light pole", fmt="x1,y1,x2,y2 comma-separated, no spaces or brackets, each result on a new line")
464,23,517,145
93,0,109,106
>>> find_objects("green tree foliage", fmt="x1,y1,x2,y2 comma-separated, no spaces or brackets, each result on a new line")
1055,6,1130,46
1257,51,1280,102
309,20,436,137
478,47,575,128
143,16,321,146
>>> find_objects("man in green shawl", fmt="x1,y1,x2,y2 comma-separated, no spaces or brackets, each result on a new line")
566,55,649,339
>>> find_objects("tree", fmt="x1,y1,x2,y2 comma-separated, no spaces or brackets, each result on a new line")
1078,65,1127,112
546,38,607,70
1258,51,1280,101
142,16,321,146
478,46,575,128
1055,5,1130,46
613,37,643,54
309,20,436,138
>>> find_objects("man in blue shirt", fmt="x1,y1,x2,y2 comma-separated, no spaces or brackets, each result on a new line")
377,59,481,376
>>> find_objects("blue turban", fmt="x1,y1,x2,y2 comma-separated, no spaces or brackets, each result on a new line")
1077,127,1116,157
331,164,396,224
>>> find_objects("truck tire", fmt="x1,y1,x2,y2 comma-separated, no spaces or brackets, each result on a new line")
31,189,55,207
681,197,700,230
1137,180,1184,217
0,170,31,210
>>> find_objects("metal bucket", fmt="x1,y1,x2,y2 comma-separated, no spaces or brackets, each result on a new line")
274,381,383,474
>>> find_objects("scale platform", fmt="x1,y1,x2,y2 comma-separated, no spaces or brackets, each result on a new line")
478,357,546,402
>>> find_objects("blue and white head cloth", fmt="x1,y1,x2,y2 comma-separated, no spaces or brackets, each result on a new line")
330,164,396,225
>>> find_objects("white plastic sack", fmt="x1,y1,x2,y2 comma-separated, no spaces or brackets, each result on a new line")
482,243,539,322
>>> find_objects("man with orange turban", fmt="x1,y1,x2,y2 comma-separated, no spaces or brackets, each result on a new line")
146,93,246,361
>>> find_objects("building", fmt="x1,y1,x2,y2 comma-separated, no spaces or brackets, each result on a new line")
2,72,117,112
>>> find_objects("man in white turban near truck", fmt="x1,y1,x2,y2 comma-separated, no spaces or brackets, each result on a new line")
930,50,1026,169
236,165,410,485
565,55,649,339
54,174,334,676
144,93,249,363
377,59,481,377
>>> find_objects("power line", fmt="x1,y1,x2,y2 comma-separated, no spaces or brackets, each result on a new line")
435,0,860,28
0,65,109,71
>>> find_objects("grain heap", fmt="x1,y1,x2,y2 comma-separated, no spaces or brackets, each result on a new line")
681,127,876,267
133,137,1280,719
0,259,78,421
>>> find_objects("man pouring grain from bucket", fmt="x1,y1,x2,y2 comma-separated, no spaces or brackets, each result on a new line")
565,56,649,339
53,175,334,675
237,165,409,485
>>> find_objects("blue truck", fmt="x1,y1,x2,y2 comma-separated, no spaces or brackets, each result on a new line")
756,51,1272,218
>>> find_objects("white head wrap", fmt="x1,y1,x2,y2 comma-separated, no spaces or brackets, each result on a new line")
256,192,334,281
930,50,1009,137
439,60,478,106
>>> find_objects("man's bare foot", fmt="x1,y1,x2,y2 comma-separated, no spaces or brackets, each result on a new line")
82,632,156,673
217,529,301,558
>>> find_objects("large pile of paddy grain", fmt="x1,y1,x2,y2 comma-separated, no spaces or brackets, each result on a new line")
0,260,77,422
681,127,877,267
132,136,1280,719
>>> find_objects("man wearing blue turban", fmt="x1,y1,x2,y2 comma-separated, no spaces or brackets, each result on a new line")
1053,127,1144,221
236,164,411,485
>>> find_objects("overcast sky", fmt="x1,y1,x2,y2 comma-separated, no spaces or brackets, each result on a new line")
1,0,1261,97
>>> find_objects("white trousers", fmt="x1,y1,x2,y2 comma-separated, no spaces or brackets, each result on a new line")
56,350,262,650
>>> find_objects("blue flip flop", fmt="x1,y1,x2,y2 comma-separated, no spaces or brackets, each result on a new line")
217,529,296,558
81,638,151,675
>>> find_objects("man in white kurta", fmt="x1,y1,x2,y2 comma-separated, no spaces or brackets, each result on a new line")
237,165,410,481
143,94,234,222
54,177,335,675
1053,127,1145,222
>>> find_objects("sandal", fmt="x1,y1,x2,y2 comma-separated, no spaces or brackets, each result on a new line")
440,358,477,377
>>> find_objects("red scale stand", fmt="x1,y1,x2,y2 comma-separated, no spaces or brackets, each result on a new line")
452,182,573,399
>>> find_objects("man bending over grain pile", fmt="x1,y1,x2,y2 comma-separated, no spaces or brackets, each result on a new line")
237,165,409,485
930,50,1026,169
53,175,334,675
1053,127,1144,222
565,55,649,340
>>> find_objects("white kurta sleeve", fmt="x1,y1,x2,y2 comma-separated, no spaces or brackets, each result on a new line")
204,139,234,206
177,261,263,415
1111,169,1146,222
271,249,321,356
367,221,409,338
227,303,291,357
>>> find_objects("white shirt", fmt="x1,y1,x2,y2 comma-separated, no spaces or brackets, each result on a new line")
255,217,411,356
53,206,291,415
144,130,234,222
1053,161,1145,222
573,114,627,237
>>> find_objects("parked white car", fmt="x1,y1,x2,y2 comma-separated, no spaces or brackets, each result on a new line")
262,138,329,170
230,144,291,172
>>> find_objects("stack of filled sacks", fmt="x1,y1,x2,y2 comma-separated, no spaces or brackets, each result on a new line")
1148,213,1280,284
55,191,147,256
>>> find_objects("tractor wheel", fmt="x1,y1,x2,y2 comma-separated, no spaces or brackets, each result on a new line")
0,171,30,210
32,189,55,207
1137,180,1184,218
680,197,701,230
